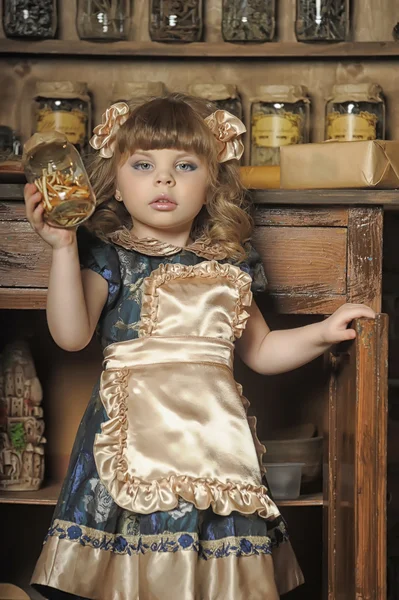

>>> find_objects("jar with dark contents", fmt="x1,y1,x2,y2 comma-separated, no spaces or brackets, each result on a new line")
325,84,385,142
222,0,276,43
76,0,130,41
188,84,243,121
3,0,57,39
149,0,203,42
250,85,310,166
0,126,22,161
33,82,91,156
295,0,349,42
110,81,166,104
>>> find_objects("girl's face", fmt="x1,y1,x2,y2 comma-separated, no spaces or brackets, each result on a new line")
116,148,209,240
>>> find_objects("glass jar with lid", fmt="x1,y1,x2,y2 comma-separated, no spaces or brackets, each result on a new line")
76,0,130,41
110,81,166,103
188,84,243,121
222,0,276,43
250,85,310,166
149,0,203,42
23,132,96,228
3,0,57,39
325,84,385,142
295,0,349,42
33,81,91,155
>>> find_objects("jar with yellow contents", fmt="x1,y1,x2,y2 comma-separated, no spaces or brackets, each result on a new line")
325,83,385,142
250,85,310,166
33,81,91,155
23,131,96,228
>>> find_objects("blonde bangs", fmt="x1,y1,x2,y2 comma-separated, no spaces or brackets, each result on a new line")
114,95,218,163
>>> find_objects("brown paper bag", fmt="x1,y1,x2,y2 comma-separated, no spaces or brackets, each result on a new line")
280,140,399,189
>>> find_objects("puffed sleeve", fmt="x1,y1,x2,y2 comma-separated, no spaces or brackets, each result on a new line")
240,243,268,294
77,227,121,309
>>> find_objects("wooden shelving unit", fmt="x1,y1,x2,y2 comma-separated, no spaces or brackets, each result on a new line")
1,39,399,59
0,482,61,506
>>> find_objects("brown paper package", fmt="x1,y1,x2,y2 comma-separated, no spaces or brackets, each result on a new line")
280,140,399,189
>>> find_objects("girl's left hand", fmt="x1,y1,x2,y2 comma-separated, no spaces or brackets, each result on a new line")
320,303,376,345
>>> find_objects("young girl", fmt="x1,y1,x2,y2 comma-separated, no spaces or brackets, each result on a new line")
25,92,374,600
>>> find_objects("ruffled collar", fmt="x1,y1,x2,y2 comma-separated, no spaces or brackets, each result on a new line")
108,227,228,260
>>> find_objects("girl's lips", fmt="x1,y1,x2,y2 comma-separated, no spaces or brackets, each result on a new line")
150,196,177,211
150,200,177,211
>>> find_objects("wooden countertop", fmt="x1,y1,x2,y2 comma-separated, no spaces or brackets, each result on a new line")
1,183,399,208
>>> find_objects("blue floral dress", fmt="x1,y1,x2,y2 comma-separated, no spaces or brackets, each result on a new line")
31,228,304,600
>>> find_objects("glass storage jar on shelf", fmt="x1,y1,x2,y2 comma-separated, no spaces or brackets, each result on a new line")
33,81,91,155
76,0,130,41
222,0,276,43
325,83,385,142
149,0,203,42
0,126,22,162
3,0,57,39
250,85,310,166
23,132,96,228
110,81,166,103
188,84,243,120
295,0,349,42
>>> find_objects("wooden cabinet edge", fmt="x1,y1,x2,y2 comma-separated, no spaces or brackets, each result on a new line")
0,288,47,309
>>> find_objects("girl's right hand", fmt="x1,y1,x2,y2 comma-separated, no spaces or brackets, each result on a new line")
24,183,77,249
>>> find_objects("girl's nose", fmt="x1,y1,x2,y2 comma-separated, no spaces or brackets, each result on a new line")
156,171,175,186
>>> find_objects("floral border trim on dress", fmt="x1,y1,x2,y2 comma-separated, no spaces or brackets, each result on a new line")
45,519,289,560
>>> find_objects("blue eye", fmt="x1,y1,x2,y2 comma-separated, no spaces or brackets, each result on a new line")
133,162,152,170
176,162,196,171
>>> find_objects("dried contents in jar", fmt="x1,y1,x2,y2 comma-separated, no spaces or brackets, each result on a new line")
188,84,243,121
3,0,57,38
222,0,275,42
23,132,96,229
34,81,91,155
76,0,130,41
325,84,385,142
295,0,349,42
250,85,310,166
149,0,203,42
34,165,92,228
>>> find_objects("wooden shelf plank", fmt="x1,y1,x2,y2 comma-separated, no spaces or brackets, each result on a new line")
1,39,399,59
0,288,47,309
2,184,399,207
252,189,399,207
0,481,61,505
277,493,323,506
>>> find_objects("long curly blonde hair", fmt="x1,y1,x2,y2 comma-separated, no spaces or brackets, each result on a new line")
85,92,252,261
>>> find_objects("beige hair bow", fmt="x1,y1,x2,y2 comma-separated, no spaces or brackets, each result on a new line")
204,110,246,162
89,102,246,162
89,102,130,158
